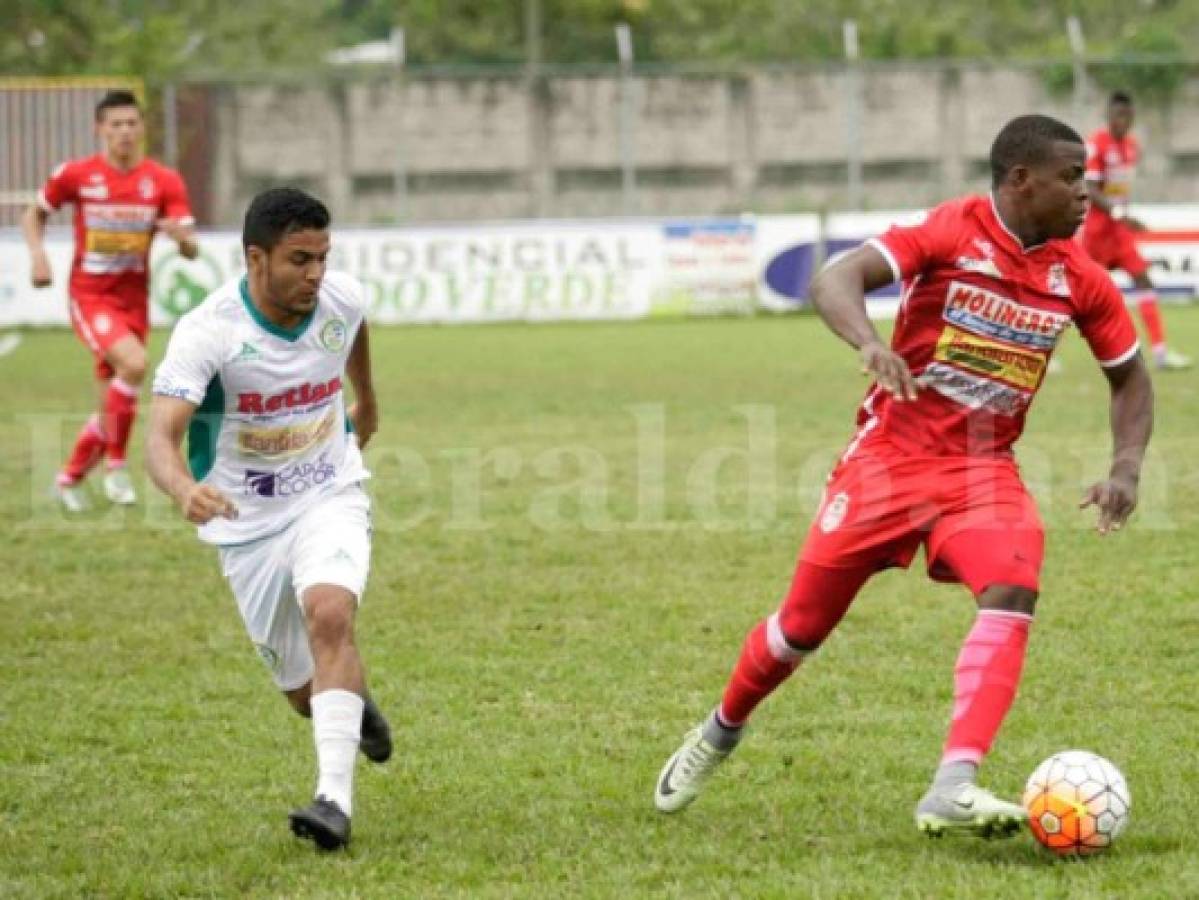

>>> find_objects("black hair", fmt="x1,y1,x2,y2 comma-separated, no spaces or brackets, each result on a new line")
989,114,1083,187
1109,90,1134,107
242,187,331,252
95,89,140,122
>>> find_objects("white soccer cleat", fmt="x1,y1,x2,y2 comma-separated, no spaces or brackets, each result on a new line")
55,481,91,513
654,727,730,813
103,467,137,505
915,782,1028,839
1155,349,1193,372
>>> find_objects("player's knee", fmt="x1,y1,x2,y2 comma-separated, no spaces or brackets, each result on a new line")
115,354,146,385
303,590,355,647
977,583,1038,616
777,606,834,653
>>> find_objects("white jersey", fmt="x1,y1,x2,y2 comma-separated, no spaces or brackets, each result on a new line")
152,271,369,545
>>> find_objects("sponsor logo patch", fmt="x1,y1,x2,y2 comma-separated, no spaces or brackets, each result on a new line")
243,454,337,499
237,408,337,460
934,326,1046,390
238,376,341,415
943,280,1069,350
921,363,1030,415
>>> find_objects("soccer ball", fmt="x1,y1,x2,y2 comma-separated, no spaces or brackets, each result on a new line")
1022,750,1131,857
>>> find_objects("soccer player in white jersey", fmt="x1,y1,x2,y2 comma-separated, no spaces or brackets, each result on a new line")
146,188,390,851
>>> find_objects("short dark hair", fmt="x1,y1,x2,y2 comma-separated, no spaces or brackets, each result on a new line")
989,114,1083,187
95,89,140,122
242,187,331,252
1109,90,1133,107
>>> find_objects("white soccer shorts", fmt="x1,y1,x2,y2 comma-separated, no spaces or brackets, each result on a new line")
218,483,372,690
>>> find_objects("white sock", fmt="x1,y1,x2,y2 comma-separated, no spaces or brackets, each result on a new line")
311,689,363,816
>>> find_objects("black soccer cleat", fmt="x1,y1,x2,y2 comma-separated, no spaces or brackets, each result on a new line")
289,796,351,851
360,698,393,764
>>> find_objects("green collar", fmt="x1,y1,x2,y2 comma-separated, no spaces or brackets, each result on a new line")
239,277,314,342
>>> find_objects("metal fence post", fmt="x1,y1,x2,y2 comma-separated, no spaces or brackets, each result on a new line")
616,22,637,215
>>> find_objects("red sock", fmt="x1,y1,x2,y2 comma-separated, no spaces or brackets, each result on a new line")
103,378,140,467
718,614,804,726
942,610,1032,765
1133,291,1166,351
59,415,107,485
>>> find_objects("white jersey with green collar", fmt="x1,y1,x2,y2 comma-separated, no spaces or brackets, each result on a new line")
152,271,369,545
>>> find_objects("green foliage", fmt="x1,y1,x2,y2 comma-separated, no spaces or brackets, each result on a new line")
2,313,1199,895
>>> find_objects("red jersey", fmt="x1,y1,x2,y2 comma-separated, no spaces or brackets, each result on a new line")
1084,127,1139,227
38,154,194,310
861,195,1139,458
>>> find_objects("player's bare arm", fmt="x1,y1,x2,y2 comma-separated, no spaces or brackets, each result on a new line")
1080,353,1154,535
146,394,238,524
157,217,199,259
345,321,378,449
809,244,919,402
21,204,53,288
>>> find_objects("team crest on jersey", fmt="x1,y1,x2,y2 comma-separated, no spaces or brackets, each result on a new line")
1047,263,1070,298
319,318,347,353
138,176,155,199
819,491,850,533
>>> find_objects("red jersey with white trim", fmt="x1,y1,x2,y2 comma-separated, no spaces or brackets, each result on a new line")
38,155,194,309
1084,127,1139,225
863,194,1139,458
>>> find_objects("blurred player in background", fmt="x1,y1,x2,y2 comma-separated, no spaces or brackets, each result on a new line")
1081,90,1191,371
146,187,390,851
653,115,1153,838
22,89,199,511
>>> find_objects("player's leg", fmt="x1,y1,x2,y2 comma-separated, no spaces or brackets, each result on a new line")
56,300,115,509
916,482,1042,837
654,560,875,813
1127,268,1190,371
288,486,385,850
99,330,148,504
655,445,923,813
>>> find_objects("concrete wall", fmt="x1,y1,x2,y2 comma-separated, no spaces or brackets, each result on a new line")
192,64,1199,227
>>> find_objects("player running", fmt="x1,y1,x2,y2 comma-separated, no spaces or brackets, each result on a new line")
653,115,1154,838
22,89,199,511
146,188,391,851
1081,90,1191,371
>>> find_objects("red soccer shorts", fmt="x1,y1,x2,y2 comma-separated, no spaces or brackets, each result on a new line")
1080,219,1149,278
800,433,1044,595
68,294,148,380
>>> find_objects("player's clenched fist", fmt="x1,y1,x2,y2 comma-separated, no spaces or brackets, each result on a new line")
860,340,920,402
180,483,238,524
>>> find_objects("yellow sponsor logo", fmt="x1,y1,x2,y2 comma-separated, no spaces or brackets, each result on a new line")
85,230,152,256
934,327,1046,390
237,408,336,460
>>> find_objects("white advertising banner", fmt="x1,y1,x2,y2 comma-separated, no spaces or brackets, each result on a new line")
0,205,1194,327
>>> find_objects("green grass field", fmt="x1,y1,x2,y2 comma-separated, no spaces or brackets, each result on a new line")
2,310,1198,898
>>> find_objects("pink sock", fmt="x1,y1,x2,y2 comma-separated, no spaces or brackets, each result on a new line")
942,609,1032,765
718,613,804,726
103,378,139,466
59,415,107,485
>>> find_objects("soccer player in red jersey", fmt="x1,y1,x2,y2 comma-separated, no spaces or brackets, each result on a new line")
22,89,199,511
654,115,1154,838
1081,90,1190,371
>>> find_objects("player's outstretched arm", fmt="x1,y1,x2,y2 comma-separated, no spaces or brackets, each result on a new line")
21,205,53,288
809,244,919,402
345,322,378,449
146,394,237,524
1080,353,1154,535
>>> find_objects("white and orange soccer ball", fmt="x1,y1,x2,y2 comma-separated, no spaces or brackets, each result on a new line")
1022,750,1131,857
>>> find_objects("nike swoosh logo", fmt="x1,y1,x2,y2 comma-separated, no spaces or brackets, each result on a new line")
949,797,975,810
658,758,680,796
